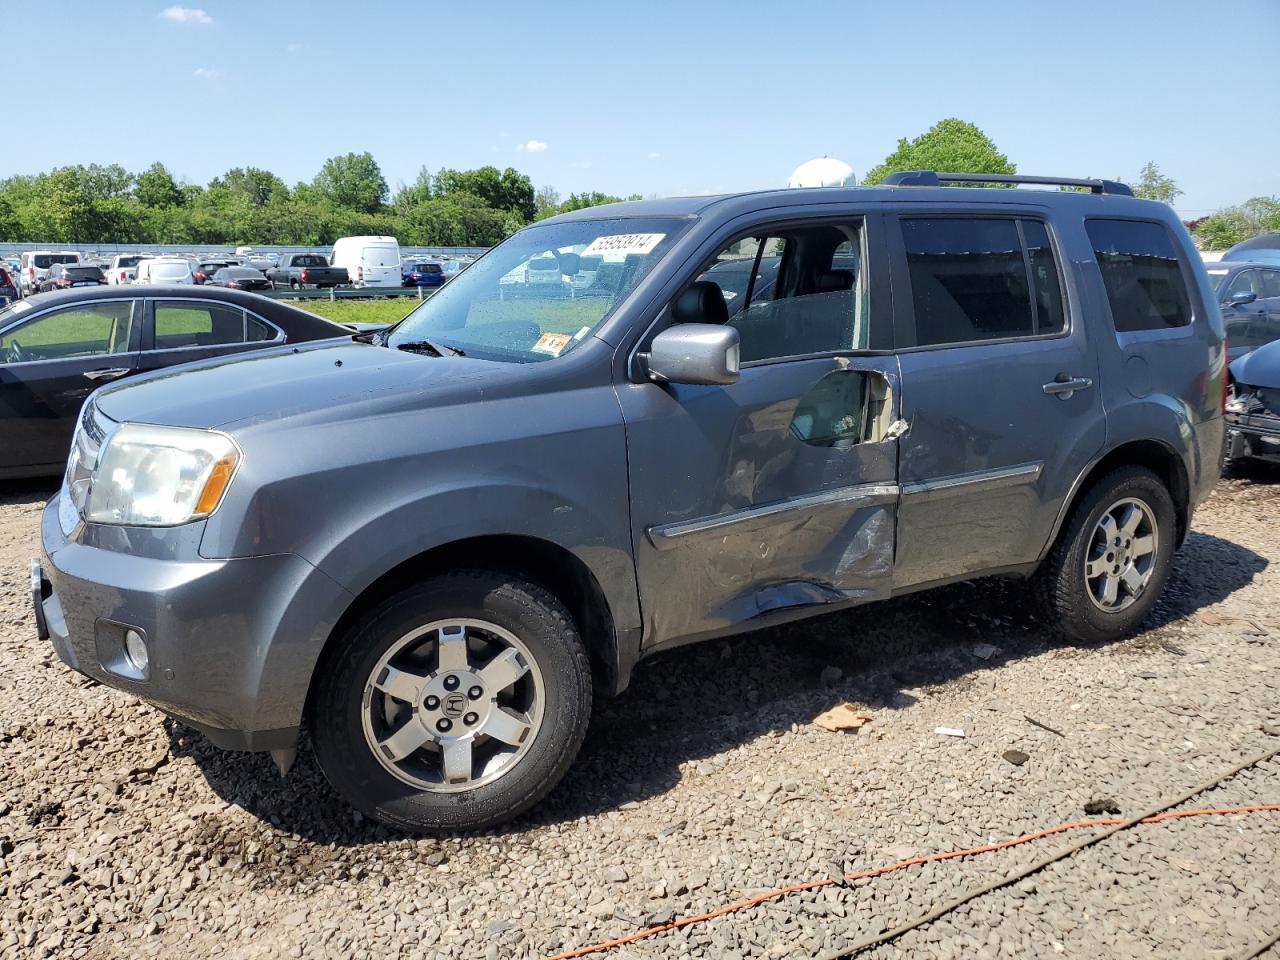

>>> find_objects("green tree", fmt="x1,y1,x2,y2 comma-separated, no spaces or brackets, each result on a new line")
135,162,183,208
81,163,134,200
433,166,536,223
1193,197,1280,250
863,118,1015,185
0,196,18,241
399,193,512,246
209,167,288,207
1131,161,1181,204
392,166,434,214
534,185,561,220
313,152,388,213
36,167,95,241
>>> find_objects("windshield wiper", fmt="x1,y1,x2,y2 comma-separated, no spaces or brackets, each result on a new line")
351,329,384,345
395,338,465,357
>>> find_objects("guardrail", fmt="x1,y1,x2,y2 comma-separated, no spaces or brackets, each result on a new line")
261,285,438,301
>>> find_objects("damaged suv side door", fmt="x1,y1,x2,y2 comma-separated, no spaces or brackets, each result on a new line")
618,213,901,649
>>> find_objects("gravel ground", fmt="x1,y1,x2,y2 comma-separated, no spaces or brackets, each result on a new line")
3,465,1279,960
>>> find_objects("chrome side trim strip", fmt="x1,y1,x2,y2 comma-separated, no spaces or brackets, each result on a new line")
647,482,899,549
900,461,1043,502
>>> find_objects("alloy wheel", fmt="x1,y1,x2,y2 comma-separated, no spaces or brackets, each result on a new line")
1084,497,1159,613
360,619,544,793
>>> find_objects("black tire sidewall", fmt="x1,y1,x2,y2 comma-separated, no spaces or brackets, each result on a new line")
1051,467,1177,643
311,572,591,833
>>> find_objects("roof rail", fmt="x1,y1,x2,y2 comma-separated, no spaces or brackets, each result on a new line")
881,170,1134,197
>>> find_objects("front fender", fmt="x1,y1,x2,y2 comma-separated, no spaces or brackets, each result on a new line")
309,478,640,635
197,380,641,671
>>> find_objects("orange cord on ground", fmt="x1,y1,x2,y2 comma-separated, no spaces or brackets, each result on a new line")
544,803,1280,960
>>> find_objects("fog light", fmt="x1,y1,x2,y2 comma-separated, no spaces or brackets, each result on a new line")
123,629,149,673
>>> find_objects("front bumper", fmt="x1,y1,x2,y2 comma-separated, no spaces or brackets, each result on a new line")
1225,410,1280,461
37,495,353,752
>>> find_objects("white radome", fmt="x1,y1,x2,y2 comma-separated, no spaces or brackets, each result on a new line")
787,157,856,189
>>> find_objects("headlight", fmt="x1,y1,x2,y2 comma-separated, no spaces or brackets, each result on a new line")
85,423,240,526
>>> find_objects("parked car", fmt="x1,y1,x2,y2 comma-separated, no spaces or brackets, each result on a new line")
1225,339,1280,463
243,256,276,274
133,257,194,285
441,257,473,280
1223,231,1280,266
34,171,1224,833
1203,261,1280,361
107,254,148,286
0,267,18,305
401,260,447,288
208,266,273,292
266,253,348,290
0,286,350,478
331,235,401,287
20,250,80,296
37,264,107,293
191,261,233,285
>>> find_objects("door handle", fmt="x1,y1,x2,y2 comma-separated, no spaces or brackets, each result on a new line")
83,367,131,382
1043,375,1093,399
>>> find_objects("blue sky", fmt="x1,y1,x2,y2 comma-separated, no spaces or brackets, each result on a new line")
4,0,1277,216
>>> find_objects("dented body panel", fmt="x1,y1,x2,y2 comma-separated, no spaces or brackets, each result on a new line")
618,354,900,648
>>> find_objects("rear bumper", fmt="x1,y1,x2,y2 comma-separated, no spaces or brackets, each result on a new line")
37,495,353,752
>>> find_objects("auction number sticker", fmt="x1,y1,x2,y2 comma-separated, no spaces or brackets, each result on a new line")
531,332,573,356
580,233,666,258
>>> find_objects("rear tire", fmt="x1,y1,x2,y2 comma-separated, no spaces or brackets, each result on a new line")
310,571,592,833
1035,466,1176,644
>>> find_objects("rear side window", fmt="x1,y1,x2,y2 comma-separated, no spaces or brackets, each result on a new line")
1086,219,1192,332
901,217,1066,346
154,302,273,349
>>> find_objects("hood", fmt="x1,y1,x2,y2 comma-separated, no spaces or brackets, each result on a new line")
1230,339,1280,388
93,339,507,430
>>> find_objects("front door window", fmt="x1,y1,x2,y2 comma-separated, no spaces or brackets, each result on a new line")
1,301,135,364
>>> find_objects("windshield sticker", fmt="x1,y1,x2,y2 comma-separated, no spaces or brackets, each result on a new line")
580,233,666,258
531,332,573,356
573,326,591,341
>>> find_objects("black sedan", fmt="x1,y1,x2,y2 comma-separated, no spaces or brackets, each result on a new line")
209,266,273,292
38,264,107,293
0,285,352,478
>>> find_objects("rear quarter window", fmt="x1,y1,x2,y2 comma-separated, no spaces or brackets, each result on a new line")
1086,219,1192,332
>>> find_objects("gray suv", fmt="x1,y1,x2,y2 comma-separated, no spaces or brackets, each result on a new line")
35,172,1226,832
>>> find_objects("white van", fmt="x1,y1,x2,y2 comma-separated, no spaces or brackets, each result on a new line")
133,257,194,285
331,236,401,287
20,250,80,295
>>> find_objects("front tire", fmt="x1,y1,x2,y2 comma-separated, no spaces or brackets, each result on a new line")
1035,466,1176,644
310,571,592,833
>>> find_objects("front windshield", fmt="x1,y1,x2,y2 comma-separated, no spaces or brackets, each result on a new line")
388,217,690,362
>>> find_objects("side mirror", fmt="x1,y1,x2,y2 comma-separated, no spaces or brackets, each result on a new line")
647,323,740,385
1229,291,1258,307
